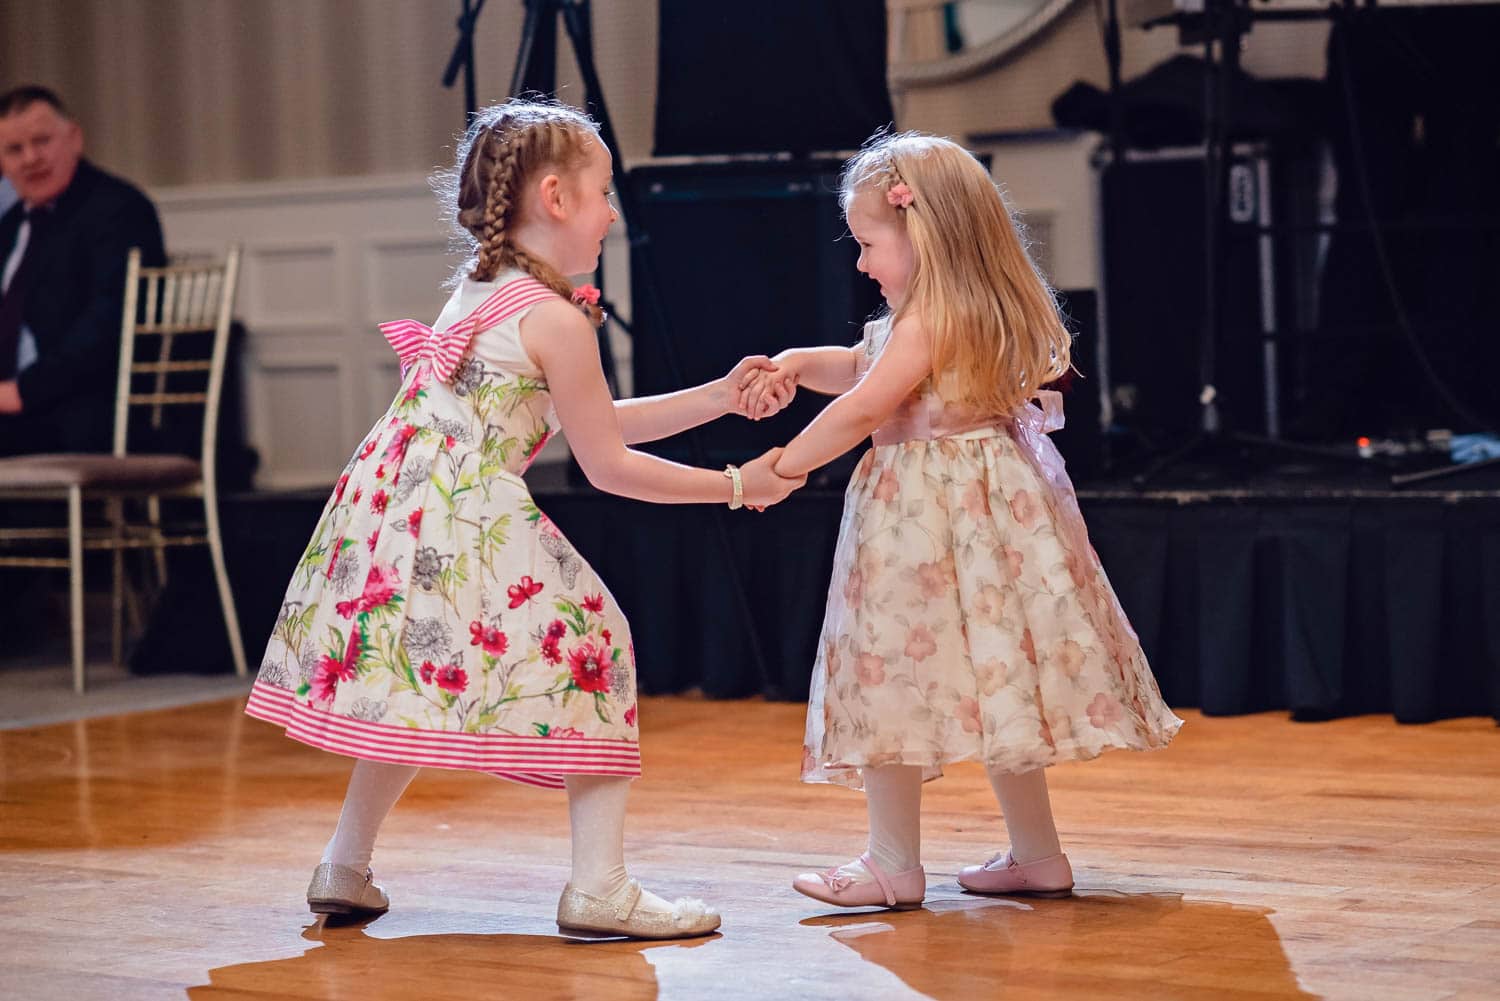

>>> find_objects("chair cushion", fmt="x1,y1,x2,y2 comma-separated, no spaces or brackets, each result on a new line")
0,452,203,489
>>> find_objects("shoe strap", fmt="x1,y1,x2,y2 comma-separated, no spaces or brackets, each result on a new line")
611,878,643,921
857,852,897,907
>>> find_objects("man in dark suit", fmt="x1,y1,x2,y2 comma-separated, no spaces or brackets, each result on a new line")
0,85,166,455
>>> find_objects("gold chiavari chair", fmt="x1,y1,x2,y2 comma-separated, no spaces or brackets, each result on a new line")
0,246,247,692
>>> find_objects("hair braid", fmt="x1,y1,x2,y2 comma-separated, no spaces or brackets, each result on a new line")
440,100,607,327
472,130,520,282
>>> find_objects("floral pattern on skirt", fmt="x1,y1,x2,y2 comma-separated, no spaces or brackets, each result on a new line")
247,279,640,789
802,419,1182,789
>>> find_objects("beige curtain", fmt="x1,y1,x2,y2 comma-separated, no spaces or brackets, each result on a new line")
0,0,1326,188
0,0,660,187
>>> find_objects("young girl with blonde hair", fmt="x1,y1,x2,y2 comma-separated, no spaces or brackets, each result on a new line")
247,99,802,939
744,132,1182,909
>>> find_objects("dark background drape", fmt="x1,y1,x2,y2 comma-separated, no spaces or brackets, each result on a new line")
136,478,1500,725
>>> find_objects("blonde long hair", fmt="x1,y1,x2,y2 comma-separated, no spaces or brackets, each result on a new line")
433,98,604,327
842,132,1070,416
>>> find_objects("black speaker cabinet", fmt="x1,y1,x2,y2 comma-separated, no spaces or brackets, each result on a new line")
627,161,884,485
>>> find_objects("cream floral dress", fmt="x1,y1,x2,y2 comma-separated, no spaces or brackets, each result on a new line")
247,272,639,789
803,316,1183,788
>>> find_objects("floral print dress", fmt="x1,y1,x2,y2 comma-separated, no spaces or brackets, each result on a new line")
247,272,640,789
803,316,1183,789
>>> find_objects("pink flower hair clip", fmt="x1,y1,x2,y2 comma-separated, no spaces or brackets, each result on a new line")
571,284,601,306
886,182,914,209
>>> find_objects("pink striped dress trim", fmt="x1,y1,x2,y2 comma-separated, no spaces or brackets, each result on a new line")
245,682,641,789
378,277,560,382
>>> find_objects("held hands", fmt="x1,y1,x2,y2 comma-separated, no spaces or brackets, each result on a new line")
739,446,805,511
726,356,797,420
740,363,797,420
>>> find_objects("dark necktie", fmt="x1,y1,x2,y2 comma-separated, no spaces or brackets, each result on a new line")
0,208,47,381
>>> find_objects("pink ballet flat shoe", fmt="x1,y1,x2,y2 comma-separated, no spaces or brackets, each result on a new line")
957,850,1073,898
792,853,925,911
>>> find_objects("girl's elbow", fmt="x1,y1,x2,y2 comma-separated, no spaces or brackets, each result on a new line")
571,452,619,492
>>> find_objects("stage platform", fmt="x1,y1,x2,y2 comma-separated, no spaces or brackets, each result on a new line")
1,695,1496,1000
121,454,1500,725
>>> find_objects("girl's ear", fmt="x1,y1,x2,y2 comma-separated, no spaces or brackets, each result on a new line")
537,172,566,221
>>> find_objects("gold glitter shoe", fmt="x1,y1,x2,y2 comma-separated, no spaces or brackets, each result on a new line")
306,862,390,916
556,878,721,940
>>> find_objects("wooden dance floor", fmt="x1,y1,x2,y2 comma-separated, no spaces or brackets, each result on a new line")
1,696,1496,1000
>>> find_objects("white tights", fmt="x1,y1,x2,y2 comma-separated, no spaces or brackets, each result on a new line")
860,763,1062,875
321,761,674,912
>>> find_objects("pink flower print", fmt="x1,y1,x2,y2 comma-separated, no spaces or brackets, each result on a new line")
1021,628,1038,665
419,660,437,684
358,438,378,461
311,627,363,707
352,487,362,505
444,434,456,450
960,479,991,519
366,530,379,554
1009,490,1041,530
404,367,428,402
407,508,423,537
1053,639,1087,679
624,704,637,728
507,575,544,608
434,663,469,694
973,658,1006,697
904,624,938,662
370,489,389,515
601,628,612,646
1087,692,1124,729
358,562,401,614
308,660,341,707
568,641,612,693
525,430,553,464
582,593,605,614
550,726,585,739
915,557,956,599
974,584,1006,625
325,536,345,581
541,636,563,665
333,473,349,502
956,696,982,734
843,567,865,609
854,652,887,687
384,423,418,462
338,562,400,618
468,621,508,657
375,463,387,481
873,465,900,504
546,619,568,641
998,546,1025,583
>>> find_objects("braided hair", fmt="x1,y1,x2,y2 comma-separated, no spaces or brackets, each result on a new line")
439,100,605,327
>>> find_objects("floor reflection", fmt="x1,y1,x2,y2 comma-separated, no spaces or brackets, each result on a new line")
187,917,714,1001
802,891,1319,1001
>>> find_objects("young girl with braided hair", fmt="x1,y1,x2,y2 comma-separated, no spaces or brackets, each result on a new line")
247,99,802,939
742,132,1182,909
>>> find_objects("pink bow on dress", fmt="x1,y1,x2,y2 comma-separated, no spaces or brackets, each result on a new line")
378,277,557,382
